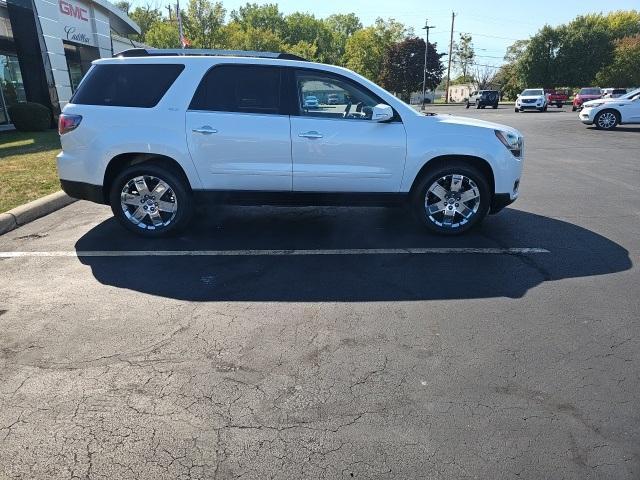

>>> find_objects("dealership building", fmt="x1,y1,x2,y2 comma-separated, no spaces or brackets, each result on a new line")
0,0,142,126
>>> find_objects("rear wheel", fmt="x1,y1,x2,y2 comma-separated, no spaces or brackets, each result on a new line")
572,105,577,112
412,162,490,236
109,163,193,237
475,100,481,109
594,110,619,130
492,104,498,109
465,101,470,109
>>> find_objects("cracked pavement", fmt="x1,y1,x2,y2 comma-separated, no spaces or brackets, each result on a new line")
1,107,639,479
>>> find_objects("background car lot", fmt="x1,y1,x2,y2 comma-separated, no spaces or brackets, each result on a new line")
0,106,638,479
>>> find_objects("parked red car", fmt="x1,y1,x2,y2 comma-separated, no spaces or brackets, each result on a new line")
544,89,569,108
572,87,602,111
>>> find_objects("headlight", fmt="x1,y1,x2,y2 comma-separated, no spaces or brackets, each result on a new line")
495,130,523,158
586,102,603,108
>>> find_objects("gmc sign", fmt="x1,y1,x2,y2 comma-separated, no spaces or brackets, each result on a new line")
59,0,88,21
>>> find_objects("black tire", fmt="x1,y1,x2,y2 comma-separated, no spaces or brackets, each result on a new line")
514,108,519,113
572,105,577,112
594,109,620,130
109,162,194,238
476,101,481,109
557,103,562,108
465,102,470,109
412,161,491,236
543,105,548,112
492,104,498,109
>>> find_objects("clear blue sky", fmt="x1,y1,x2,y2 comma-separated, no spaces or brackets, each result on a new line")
134,0,639,65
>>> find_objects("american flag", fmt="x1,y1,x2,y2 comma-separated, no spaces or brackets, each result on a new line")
176,0,190,48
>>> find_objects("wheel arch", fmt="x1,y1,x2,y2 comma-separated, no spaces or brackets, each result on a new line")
409,155,495,198
598,108,622,122
103,153,192,203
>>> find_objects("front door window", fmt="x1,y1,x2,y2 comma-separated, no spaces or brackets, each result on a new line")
296,71,381,121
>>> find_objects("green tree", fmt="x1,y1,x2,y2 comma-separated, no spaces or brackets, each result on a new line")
595,35,640,87
325,13,362,38
145,21,180,48
223,22,284,51
284,13,336,63
184,0,226,48
128,5,163,42
343,18,406,82
554,16,613,87
230,3,286,36
113,1,130,14
518,25,562,87
287,40,318,60
453,33,475,78
324,13,362,61
379,37,443,102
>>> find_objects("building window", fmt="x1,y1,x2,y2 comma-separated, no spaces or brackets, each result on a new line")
0,53,26,125
63,42,99,92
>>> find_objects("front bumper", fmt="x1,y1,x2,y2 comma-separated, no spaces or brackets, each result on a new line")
490,193,516,213
579,108,596,125
516,103,544,110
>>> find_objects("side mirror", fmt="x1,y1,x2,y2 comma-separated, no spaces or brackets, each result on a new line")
372,104,393,122
517,94,521,98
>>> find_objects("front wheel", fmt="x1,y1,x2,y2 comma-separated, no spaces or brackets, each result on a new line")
412,163,490,235
465,102,470,109
109,162,194,237
572,105,577,112
594,110,619,130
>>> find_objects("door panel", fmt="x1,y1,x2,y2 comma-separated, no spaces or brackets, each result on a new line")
290,69,406,192
291,117,406,192
622,99,640,123
185,64,292,191
186,111,291,190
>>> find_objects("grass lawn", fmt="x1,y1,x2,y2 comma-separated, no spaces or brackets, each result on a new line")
0,129,61,213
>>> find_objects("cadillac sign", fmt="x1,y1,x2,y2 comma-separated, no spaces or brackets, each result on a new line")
58,0,96,46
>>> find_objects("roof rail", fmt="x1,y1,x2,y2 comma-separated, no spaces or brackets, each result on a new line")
115,48,307,61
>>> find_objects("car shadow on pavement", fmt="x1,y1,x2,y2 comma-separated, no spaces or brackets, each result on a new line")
75,207,631,301
586,126,640,132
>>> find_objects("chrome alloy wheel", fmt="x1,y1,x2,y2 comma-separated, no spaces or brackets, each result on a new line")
424,174,481,229
120,175,178,229
597,111,617,129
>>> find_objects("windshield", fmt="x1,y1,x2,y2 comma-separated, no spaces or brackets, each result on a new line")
579,88,601,95
522,89,543,96
621,88,640,100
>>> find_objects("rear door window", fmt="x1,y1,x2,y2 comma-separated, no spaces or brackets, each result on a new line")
189,65,282,115
71,64,184,108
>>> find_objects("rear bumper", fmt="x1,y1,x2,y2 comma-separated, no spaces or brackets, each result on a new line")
60,179,106,204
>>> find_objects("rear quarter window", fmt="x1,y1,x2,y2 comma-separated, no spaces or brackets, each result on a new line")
71,64,185,108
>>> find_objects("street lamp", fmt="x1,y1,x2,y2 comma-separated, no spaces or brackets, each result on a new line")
422,20,436,110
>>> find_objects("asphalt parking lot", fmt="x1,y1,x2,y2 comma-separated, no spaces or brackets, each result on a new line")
1,105,638,479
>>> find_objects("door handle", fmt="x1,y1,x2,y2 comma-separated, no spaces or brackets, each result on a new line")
192,126,218,134
298,131,323,139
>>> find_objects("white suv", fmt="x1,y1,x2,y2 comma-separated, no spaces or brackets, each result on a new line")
57,49,524,237
515,88,548,112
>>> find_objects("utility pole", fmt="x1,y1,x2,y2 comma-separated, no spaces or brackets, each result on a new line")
421,19,436,110
165,4,173,21
445,11,456,104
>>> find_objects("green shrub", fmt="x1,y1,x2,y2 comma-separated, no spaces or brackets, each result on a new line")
8,102,52,132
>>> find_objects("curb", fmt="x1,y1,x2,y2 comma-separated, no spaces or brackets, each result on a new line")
0,191,77,235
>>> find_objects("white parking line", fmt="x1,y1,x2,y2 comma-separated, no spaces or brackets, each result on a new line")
0,248,549,258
